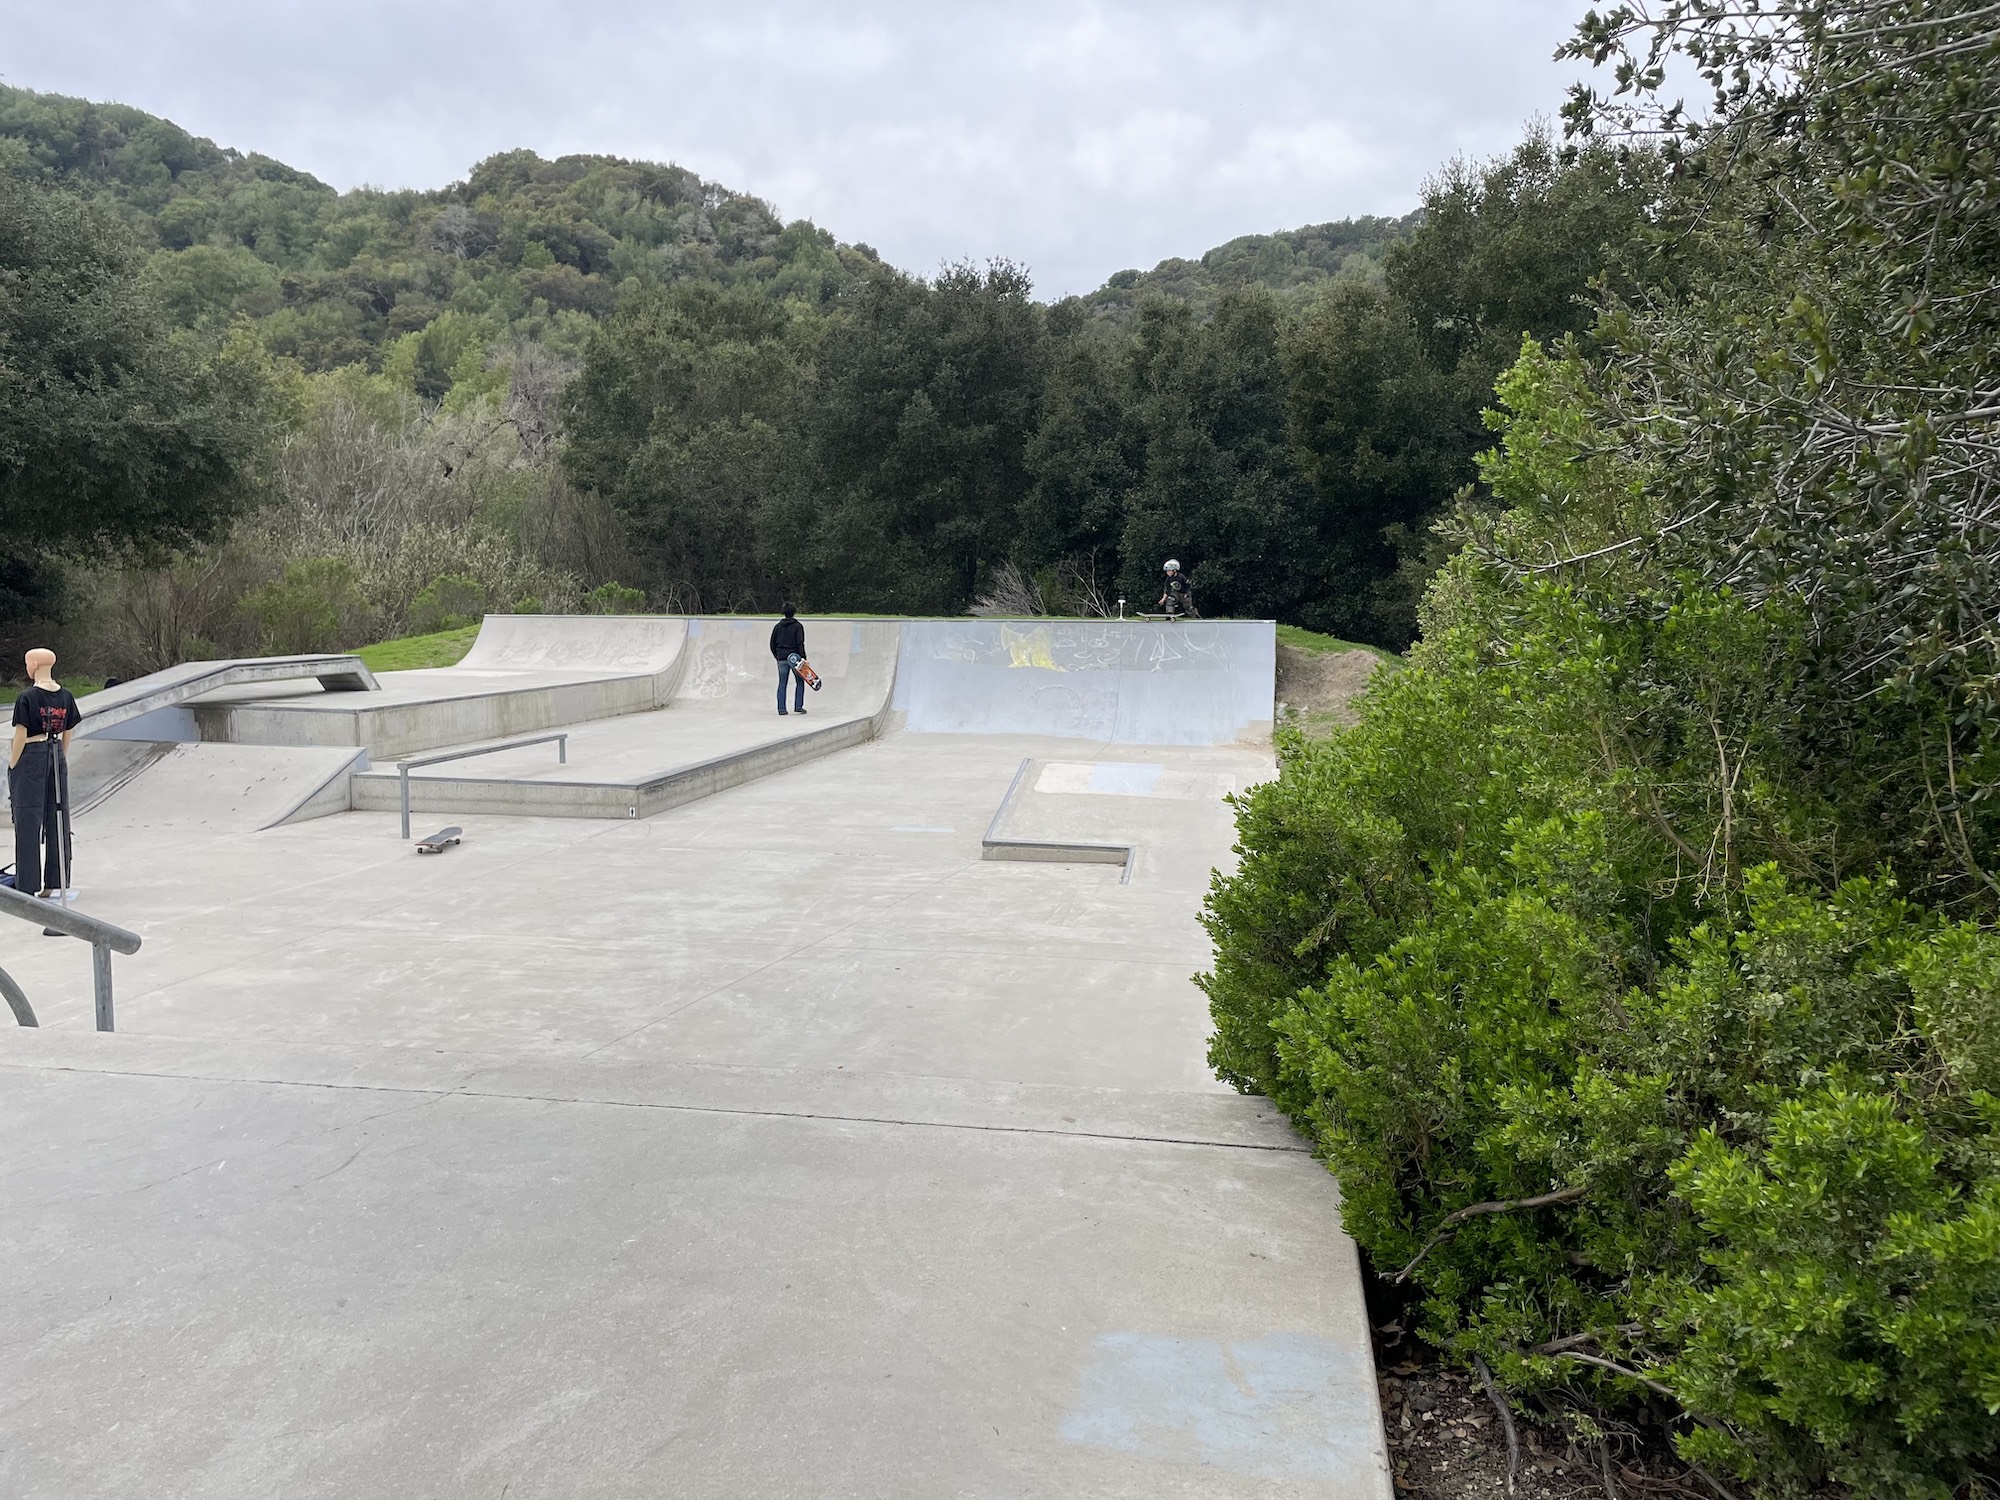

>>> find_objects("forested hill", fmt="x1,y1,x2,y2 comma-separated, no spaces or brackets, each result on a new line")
1080,213,1418,323
3,78,1653,660
2,81,1410,356
0,84,883,375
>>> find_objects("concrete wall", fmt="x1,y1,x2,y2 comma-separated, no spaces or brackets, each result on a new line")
893,620,1275,746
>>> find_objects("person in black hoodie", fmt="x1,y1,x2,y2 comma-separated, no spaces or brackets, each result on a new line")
769,605,808,716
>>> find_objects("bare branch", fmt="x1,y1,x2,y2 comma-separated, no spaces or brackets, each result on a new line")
1393,1184,1590,1283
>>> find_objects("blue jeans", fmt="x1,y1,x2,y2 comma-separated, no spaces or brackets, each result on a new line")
776,660,805,713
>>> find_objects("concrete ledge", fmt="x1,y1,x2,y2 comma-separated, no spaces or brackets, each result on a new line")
265,748,370,829
77,655,378,738
198,673,673,759
350,713,880,822
981,757,1137,883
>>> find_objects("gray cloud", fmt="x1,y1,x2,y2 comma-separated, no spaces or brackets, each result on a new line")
3,0,1592,296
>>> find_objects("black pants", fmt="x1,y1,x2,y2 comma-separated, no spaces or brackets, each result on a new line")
10,741,69,895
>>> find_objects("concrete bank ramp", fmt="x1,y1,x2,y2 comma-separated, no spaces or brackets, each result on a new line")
456,613,691,674
77,743,367,832
350,618,901,822
893,620,1274,745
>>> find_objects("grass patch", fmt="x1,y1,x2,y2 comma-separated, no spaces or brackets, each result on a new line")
1275,623,1401,662
355,624,481,672
0,677,105,706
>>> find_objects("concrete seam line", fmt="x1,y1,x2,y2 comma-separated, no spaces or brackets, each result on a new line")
8,1064,1311,1153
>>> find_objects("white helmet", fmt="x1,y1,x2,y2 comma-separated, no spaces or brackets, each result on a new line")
1163,559,1180,571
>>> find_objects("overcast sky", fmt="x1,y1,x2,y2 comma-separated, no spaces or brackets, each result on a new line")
3,1,1594,297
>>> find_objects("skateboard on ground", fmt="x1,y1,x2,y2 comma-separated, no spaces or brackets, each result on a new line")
415,826,463,854
788,654,824,691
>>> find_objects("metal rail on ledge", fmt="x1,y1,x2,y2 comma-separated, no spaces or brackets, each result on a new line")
0,884,142,1031
397,732,569,838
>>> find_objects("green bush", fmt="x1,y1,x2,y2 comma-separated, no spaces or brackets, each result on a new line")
1200,333,2000,1494
582,580,645,614
237,557,371,655
1208,643,2000,1495
409,573,487,634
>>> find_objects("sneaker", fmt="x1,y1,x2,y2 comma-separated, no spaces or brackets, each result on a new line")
778,709,788,716
795,707,807,715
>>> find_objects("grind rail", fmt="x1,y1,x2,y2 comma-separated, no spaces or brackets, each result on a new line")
397,732,568,838
0,885,142,1031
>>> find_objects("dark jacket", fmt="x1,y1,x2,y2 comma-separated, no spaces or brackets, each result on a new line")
770,617,806,661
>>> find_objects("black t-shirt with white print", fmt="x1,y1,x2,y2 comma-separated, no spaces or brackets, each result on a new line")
12,685,82,739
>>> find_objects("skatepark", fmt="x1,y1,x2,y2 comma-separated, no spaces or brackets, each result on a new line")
0,615,1390,1499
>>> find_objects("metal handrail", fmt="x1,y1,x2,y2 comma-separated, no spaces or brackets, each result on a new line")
397,732,568,838
0,884,142,1031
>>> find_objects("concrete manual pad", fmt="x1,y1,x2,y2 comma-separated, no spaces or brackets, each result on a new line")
0,730,1389,1498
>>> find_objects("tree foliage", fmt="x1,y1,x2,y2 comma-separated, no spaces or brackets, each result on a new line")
1202,4,2000,1492
0,172,260,553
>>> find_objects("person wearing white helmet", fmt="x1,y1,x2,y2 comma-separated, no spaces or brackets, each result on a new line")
1156,559,1197,619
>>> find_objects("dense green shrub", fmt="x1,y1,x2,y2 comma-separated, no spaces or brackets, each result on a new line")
1208,651,2000,1495
409,573,486,634
581,580,645,614
1204,305,2000,1489
238,556,370,655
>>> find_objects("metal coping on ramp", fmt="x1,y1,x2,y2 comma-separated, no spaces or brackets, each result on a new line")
981,757,1136,884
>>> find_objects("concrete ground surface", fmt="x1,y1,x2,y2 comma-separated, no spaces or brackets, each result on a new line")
0,730,1390,1498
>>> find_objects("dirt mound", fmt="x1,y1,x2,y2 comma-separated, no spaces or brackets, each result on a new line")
1275,643,1393,734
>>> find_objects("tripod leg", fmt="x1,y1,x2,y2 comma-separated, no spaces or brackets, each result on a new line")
43,748,69,936
55,746,71,904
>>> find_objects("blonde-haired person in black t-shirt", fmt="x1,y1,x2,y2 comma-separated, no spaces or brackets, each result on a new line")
9,648,82,913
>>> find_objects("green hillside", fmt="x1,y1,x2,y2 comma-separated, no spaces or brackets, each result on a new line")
1081,213,1419,323
2,81,1410,369
0,84,881,379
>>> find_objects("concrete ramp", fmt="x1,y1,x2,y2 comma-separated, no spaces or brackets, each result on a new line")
76,655,378,741
894,620,1274,745
180,617,691,759
457,614,690,674
77,743,367,832
674,616,896,712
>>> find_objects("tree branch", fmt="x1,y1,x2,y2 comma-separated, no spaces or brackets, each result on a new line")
1393,1184,1590,1284
1553,1350,1678,1399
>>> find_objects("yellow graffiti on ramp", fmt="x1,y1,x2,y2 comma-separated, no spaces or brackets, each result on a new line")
1000,624,1066,671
